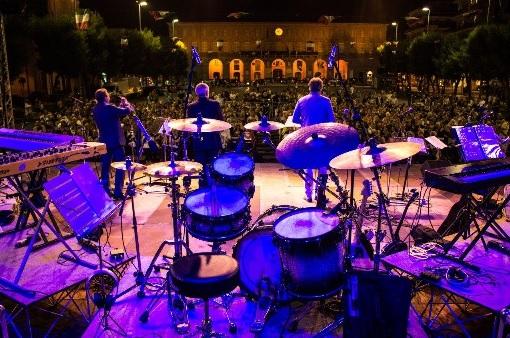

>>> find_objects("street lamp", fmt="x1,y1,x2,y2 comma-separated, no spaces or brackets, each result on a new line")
137,1,148,31
172,18,179,39
391,22,398,42
422,7,430,33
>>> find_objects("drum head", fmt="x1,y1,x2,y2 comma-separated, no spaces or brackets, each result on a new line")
274,207,339,240
213,153,254,177
184,186,248,218
233,226,291,303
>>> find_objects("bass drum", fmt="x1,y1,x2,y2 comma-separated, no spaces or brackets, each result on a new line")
212,152,255,198
183,185,250,242
233,205,297,303
274,207,345,300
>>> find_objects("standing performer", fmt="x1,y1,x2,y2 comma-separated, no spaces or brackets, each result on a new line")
186,82,224,178
292,77,335,202
93,88,134,199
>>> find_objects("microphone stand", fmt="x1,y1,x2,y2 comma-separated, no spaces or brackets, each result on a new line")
181,47,202,160
328,43,394,272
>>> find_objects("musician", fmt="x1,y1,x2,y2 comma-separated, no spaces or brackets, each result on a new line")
93,88,134,199
292,77,335,202
186,82,224,167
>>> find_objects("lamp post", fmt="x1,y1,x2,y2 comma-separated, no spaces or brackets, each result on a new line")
137,1,148,31
172,18,179,39
422,7,430,33
391,22,398,42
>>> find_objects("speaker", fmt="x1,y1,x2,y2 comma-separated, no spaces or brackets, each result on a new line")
343,271,412,338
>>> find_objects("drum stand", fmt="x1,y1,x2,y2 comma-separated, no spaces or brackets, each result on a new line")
114,157,147,300
138,142,193,327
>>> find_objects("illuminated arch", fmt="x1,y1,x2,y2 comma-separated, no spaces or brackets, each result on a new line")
292,59,307,80
271,59,286,79
250,59,265,81
313,59,328,79
334,60,349,80
208,59,223,80
229,59,244,82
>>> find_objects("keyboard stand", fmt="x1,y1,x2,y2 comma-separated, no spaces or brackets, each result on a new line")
443,186,510,261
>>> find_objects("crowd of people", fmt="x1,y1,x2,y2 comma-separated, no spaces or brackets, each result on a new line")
20,81,509,163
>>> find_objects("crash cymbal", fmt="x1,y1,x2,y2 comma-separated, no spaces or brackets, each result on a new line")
111,161,147,172
329,142,422,170
167,118,231,133
244,120,285,132
144,161,203,178
276,123,360,169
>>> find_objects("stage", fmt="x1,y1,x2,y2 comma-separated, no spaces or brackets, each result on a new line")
1,162,510,337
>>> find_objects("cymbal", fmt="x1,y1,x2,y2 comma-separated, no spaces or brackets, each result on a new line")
244,120,285,132
276,123,360,169
167,118,231,133
144,161,203,178
329,142,422,170
111,161,147,172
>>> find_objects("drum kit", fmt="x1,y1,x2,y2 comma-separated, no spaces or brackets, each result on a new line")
110,113,423,334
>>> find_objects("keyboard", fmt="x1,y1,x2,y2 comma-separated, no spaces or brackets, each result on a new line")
423,158,510,194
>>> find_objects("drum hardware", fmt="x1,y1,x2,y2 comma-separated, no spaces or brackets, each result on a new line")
112,156,147,300
382,189,420,257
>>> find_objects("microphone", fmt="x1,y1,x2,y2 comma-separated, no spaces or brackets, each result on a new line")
191,47,201,64
132,113,159,153
327,44,337,69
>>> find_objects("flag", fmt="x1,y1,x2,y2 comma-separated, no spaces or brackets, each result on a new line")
227,12,249,19
318,15,335,24
75,9,90,30
149,11,171,21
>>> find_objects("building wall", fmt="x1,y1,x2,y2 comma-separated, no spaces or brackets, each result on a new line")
47,0,78,17
174,22,387,81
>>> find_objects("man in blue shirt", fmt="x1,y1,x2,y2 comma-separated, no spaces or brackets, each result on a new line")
93,88,133,199
292,77,335,202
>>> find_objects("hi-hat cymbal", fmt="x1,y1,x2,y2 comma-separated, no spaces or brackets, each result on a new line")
111,162,147,172
144,161,203,178
329,142,422,170
167,118,231,133
276,123,360,169
244,120,285,132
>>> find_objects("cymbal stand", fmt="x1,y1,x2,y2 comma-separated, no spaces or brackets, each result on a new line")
114,157,146,299
138,135,192,326
328,43,394,271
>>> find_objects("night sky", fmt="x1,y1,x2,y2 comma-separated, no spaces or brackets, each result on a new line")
80,0,424,33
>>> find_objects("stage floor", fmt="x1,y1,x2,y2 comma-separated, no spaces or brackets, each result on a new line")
3,162,510,337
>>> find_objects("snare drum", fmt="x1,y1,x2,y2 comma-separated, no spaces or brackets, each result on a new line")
274,208,344,299
183,186,250,241
212,152,255,197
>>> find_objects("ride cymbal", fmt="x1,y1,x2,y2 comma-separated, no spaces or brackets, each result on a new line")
111,162,147,172
144,161,203,178
244,120,284,132
329,142,422,170
276,123,360,169
167,118,231,133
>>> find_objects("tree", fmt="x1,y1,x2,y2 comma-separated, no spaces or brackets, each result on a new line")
5,15,35,80
434,32,468,95
29,16,88,92
407,32,443,92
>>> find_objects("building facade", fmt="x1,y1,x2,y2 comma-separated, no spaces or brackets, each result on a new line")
173,22,387,83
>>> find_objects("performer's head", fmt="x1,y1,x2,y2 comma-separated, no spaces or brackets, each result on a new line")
95,88,110,104
195,82,209,98
308,77,323,93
